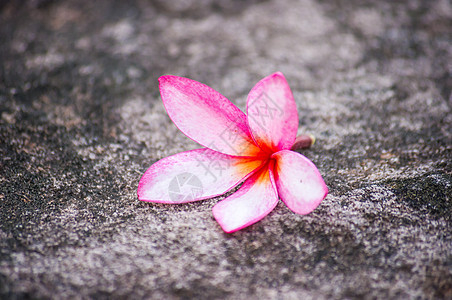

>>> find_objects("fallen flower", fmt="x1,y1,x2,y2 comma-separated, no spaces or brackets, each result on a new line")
138,72,328,233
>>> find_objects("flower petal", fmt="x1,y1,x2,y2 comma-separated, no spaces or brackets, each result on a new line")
212,162,278,233
159,75,262,157
138,148,264,204
272,150,328,215
246,72,298,153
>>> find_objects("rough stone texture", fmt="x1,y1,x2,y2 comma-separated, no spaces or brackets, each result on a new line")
0,0,451,299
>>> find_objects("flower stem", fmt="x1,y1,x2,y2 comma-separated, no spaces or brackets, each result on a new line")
291,134,315,150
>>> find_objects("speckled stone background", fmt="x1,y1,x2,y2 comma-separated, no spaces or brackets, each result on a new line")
0,0,451,299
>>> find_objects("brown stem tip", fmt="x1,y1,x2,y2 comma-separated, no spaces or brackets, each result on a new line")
291,134,316,151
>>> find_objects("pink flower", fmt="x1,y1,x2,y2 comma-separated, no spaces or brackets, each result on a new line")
137,72,328,233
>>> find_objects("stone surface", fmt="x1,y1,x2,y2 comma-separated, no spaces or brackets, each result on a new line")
0,0,451,299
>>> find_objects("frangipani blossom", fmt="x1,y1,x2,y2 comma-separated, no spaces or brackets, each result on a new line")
138,72,328,233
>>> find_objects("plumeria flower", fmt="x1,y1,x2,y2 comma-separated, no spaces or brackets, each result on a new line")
138,72,328,233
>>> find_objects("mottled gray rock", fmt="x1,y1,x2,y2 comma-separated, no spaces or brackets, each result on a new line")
0,0,451,299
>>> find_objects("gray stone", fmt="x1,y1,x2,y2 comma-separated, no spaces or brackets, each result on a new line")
0,0,451,299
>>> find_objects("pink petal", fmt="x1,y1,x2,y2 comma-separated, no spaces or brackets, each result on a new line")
212,162,278,233
246,72,299,153
159,75,262,157
138,148,265,204
272,150,328,215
